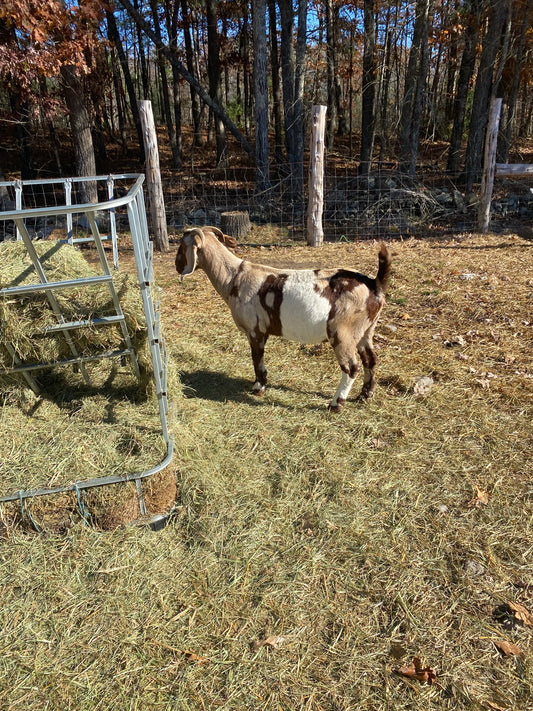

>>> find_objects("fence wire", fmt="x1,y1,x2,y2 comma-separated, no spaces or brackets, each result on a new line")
159,163,497,242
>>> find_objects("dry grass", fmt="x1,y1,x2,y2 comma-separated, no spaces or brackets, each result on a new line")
1,229,532,710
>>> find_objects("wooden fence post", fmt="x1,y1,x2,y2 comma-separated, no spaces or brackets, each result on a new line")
138,100,169,252
307,105,327,247
478,97,503,233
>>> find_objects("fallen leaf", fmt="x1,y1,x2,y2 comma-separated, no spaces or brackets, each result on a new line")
182,650,209,664
397,656,436,685
468,486,490,508
507,601,533,628
253,634,286,651
493,639,523,657
264,635,285,648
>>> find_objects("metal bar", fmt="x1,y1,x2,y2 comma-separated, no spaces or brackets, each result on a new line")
128,199,170,444
0,173,140,189
40,315,126,334
0,274,112,297
107,175,119,269
0,175,145,223
2,348,133,375
86,211,141,379
65,179,73,244
15,180,22,240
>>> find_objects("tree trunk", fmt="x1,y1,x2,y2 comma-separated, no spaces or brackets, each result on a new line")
253,0,270,192
325,0,337,149
478,97,502,231
268,0,284,163
106,8,145,164
221,211,251,240
138,100,169,252
60,64,98,204
148,0,180,169
497,0,532,162
293,0,307,168
464,0,509,194
398,0,432,175
180,0,203,147
278,0,295,163
164,0,183,168
278,0,306,196
446,0,480,175
307,105,327,247
133,0,149,97
360,0,377,174
206,0,227,167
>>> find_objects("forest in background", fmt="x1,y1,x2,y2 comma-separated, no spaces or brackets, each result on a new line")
0,0,532,198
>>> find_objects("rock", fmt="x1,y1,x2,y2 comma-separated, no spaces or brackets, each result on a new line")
413,375,434,397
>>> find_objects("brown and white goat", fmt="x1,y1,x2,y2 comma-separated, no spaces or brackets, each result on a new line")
175,226,391,411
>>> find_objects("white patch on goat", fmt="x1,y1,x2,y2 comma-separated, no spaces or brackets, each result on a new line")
331,371,355,407
280,272,330,344
264,291,275,310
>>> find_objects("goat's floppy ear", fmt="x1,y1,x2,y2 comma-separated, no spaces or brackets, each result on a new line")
180,228,205,279
221,233,238,251
209,226,238,252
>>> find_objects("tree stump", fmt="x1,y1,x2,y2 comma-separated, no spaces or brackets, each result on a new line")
221,211,251,240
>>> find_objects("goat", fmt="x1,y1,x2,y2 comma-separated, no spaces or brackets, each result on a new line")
175,226,391,411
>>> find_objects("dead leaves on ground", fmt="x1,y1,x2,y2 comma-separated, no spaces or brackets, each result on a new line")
468,485,490,508
253,634,286,652
397,656,437,685
492,639,524,657
506,601,533,628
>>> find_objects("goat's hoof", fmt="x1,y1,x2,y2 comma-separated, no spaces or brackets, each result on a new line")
358,389,374,401
328,400,344,413
251,386,266,396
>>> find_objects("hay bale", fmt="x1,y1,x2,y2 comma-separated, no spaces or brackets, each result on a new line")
0,240,150,387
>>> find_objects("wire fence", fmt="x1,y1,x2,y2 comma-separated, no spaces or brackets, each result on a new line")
2,165,532,245
160,163,479,242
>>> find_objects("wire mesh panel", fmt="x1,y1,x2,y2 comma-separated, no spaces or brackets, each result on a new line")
160,163,517,242
0,174,172,516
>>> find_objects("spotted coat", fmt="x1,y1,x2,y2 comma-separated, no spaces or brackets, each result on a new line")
175,226,391,411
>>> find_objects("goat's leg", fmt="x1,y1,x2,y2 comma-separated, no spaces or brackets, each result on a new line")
249,332,268,394
357,340,377,400
328,339,360,411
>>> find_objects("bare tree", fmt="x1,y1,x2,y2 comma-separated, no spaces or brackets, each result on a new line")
464,0,509,193
206,0,227,166
253,0,270,191
398,0,432,175
360,0,377,174
446,0,481,175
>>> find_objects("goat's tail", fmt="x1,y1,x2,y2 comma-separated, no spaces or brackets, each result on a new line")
376,243,391,295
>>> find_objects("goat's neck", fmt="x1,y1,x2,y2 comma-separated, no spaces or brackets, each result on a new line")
200,240,242,302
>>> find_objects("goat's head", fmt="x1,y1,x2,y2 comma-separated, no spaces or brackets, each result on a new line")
175,227,204,279
175,226,238,280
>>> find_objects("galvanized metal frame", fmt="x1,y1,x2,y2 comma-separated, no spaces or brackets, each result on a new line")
0,174,173,518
